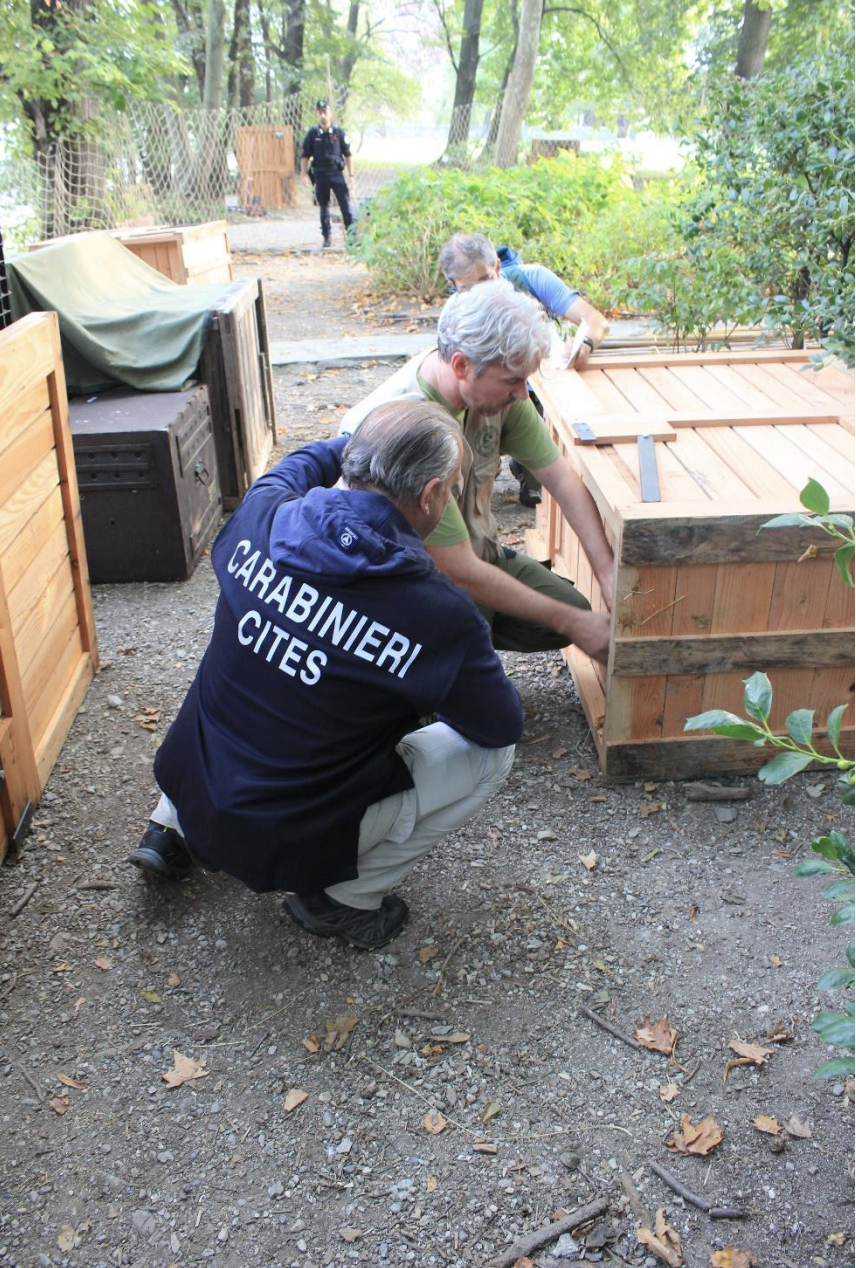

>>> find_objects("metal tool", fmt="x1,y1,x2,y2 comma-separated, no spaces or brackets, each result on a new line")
637,433,661,502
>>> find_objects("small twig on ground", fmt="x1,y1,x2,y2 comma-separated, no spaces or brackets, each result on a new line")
76,879,120,890
685,783,751,802
483,1196,610,1268
432,935,466,998
521,732,551,746
620,1171,650,1228
360,1054,475,1135
17,1063,44,1100
10,883,38,917
680,1057,702,1086
648,1160,746,1219
578,1004,640,1051
396,1007,449,1021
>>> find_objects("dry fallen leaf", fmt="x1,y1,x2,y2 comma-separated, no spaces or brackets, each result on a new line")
167,972,181,987
728,1039,774,1065
635,1014,678,1055
480,1100,501,1125
94,956,112,971
49,1093,69,1116
569,768,593,781
141,989,162,1004
418,946,439,963
302,1035,320,1054
752,1114,781,1135
640,800,663,819
429,1031,470,1045
826,1232,846,1247
769,956,782,968
423,1111,447,1135
426,1175,438,1193
57,1073,86,1090
512,1258,535,1268
284,1088,309,1113
784,1115,812,1139
340,1227,362,1243
711,1252,755,1268
766,1021,794,1044
659,1082,681,1103
637,1209,683,1267
578,850,598,871
473,1139,498,1154
57,1226,76,1252
667,1113,724,1156
162,1051,208,1088
324,1014,358,1052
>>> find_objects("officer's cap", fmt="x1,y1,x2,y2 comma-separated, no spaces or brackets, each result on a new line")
315,98,329,110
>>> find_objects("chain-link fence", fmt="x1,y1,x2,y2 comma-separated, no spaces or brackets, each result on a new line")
1,91,504,247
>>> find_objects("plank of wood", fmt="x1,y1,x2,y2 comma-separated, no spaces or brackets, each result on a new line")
0,552,41,812
580,367,639,413
619,511,846,566
34,653,94,788
0,314,54,418
21,590,81,720
806,422,854,461
574,445,639,525
6,517,70,637
523,527,550,562
602,367,671,413
531,367,608,422
700,561,776,716
26,618,85,754
704,362,784,411
14,552,75,682
734,424,849,498
668,430,755,502
564,642,606,755
582,348,812,372
572,419,676,444
661,674,706,738
0,410,55,509
645,439,713,504
767,361,847,412
0,486,65,597
612,628,852,675
636,365,710,412
0,451,60,558
0,380,50,460
668,363,756,415
699,426,801,502
781,424,855,495
768,558,838,634
602,730,851,781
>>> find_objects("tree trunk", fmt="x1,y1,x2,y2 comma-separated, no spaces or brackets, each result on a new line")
493,0,542,167
202,0,227,110
445,0,485,152
227,0,255,107
735,0,771,79
284,0,305,93
335,2,360,108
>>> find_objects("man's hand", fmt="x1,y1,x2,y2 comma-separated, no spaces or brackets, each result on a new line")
559,608,610,664
301,172,310,188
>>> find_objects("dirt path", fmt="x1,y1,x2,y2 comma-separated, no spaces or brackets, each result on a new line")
0,248,852,1268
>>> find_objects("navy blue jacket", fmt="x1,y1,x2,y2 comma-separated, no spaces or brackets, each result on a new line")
154,437,522,894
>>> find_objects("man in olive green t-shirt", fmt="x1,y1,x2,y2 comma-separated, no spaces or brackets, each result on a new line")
340,281,614,663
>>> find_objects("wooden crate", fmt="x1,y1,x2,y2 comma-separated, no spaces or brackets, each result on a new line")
529,347,855,779
29,223,233,287
113,222,233,286
199,277,277,508
0,313,98,861
235,125,296,210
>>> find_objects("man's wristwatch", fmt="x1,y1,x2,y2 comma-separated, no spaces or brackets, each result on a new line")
582,336,595,351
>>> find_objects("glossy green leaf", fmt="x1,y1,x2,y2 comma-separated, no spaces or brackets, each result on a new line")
683,711,764,740
785,708,814,746
814,1056,855,1078
743,672,772,723
826,704,848,749
799,478,831,515
817,966,855,990
811,1012,855,1046
829,903,855,926
793,858,837,877
834,542,854,588
760,512,814,529
822,879,856,900
758,750,813,785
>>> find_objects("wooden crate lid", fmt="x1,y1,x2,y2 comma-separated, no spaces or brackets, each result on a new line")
531,348,854,540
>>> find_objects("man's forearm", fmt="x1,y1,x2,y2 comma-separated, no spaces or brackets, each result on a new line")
532,457,614,609
427,542,610,661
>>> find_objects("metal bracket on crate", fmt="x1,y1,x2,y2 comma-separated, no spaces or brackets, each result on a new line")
572,421,597,444
637,434,661,503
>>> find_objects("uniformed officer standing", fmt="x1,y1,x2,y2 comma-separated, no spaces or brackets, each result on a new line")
300,98,355,248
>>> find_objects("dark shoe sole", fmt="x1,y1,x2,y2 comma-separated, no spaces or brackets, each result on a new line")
127,845,192,881
283,897,407,951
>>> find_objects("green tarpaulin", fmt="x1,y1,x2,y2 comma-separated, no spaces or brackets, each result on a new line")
8,232,234,395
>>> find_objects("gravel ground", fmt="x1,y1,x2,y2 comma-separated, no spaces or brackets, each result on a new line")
0,241,853,1268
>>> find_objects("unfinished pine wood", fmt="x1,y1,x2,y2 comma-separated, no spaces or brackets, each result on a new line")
115,222,233,286
0,313,98,861
532,345,854,778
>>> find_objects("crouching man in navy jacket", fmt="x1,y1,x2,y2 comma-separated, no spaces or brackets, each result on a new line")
128,401,522,950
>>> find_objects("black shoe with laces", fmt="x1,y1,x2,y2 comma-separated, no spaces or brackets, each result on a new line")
128,822,194,881
284,892,409,950
508,458,541,507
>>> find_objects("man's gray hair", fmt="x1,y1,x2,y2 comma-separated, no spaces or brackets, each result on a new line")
438,232,498,282
342,401,460,504
437,280,550,377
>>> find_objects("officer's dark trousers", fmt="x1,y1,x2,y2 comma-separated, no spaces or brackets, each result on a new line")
315,172,354,242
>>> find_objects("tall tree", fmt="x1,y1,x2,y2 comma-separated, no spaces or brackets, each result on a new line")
439,0,486,151
227,0,255,107
493,0,542,166
735,0,771,78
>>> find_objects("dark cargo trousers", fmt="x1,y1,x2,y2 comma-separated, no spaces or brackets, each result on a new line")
478,550,591,652
315,171,354,242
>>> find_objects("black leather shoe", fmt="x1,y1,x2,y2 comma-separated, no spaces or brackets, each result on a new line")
284,892,409,950
128,822,194,881
509,458,541,507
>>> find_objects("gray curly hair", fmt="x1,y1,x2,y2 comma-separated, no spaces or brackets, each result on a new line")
342,401,461,504
438,232,498,283
437,279,550,377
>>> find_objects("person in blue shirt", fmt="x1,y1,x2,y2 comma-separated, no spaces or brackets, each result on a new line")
127,402,522,951
439,233,610,505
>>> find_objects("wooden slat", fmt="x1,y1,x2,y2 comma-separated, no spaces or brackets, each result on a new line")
659,561,719,735
619,509,850,566
703,362,784,411
734,424,849,498
636,365,709,411
806,422,854,461
572,419,676,444
0,485,65,596
580,367,637,413
34,654,94,787
7,517,69,636
645,440,712,503
532,367,609,420
0,450,60,557
15,552,75,683
668,430,755,502
0,314,54,417
780,424,855,494
668,363,756,414
612,628,852,675
25,610,84,748
766,361,847,412
602,730,851,780
0,557,40,809
584,347,812,371
21,589,81,717
700,427,800,501
602,367,670,413
0,409,55,509
0,380,50,460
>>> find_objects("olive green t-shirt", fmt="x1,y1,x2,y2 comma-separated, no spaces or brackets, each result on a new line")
416,369,560,549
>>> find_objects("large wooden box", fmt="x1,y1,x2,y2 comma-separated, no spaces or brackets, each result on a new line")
113,222,234,286
0,313,98,861
199,278,277,508
69,386,222,583
530,348,855,779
